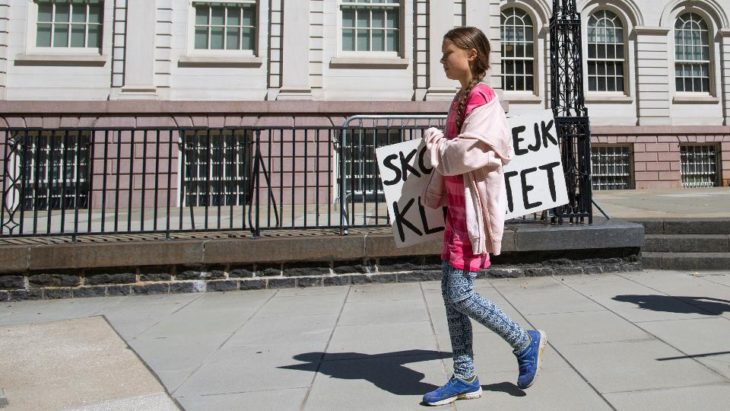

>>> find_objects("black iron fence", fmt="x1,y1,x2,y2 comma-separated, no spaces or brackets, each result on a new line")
1,123,593,239
0,126,432,238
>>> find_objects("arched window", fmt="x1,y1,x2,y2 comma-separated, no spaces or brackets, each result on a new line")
674,13,710,93
501,8,534,91
587,10,624,92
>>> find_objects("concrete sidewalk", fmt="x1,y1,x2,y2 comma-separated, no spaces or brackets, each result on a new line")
593,187,730,219
1,269,729,410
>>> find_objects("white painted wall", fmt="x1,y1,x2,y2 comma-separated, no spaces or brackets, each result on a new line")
1,0,730,125
4,0,115,100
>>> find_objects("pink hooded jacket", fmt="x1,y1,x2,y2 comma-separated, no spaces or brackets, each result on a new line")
422,96,514,255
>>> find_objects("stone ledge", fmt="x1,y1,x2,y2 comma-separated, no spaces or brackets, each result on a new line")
0,220,644,273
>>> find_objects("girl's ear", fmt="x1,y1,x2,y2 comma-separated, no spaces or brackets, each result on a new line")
468,48,478,63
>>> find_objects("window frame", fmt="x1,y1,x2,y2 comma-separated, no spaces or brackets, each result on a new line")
499,6,538,98
339,0,401,56
673,12,713,96
18,0,108,65
180,0,264,67
585,9,628,95
334,0,405,62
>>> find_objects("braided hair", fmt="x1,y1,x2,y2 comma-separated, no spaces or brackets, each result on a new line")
444,27,491,131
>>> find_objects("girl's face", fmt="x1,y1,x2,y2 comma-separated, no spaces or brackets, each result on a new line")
440,39,476,87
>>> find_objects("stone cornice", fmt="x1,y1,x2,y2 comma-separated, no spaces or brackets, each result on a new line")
633,26,670,36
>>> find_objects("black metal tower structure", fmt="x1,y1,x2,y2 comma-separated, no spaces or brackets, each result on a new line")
550,0,592,223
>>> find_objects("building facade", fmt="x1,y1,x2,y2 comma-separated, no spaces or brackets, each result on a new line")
0,0,729,196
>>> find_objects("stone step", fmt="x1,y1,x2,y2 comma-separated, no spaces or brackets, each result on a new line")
644,234,730,253
632,219,730,235
642,252,730,270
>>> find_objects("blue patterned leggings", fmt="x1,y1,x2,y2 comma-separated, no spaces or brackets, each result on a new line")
441,262,530,380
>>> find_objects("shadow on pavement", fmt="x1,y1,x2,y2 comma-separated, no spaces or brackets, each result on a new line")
280,349,524,397
613,294,730,315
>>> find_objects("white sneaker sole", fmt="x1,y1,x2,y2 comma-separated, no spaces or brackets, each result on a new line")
425,387,483,406
523,330,547,389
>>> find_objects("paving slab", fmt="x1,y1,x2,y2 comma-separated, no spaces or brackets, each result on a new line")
177,387,308,411
560,274,713,322
604,383,730,411
639,317,730,379
527,310,652,346
557,339,726,394
490,276,603,316
0,316,178,411
303,354,448,411
326,321,440,361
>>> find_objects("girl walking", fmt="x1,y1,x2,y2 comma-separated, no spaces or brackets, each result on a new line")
421,26,546,406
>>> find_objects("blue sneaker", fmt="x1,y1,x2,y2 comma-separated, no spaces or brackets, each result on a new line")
422,376,482,406
515,329,547,389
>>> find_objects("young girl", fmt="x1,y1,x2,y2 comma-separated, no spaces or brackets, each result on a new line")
421,27,546,406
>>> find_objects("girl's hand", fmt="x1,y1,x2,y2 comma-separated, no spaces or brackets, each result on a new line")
424,127,445,168
424,127,444,147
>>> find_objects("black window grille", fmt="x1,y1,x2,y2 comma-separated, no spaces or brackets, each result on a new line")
680,144,719,187
180,129,254,207
18,130,91,211
591,145,633,190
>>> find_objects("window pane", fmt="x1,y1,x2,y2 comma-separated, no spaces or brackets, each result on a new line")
88,5,101,23
195,27,208,49
372,29,384,51
210,27,224,49
343,9,355,27
676,78,684,91
87,25,100,48
54,24,69,47
372,10,384,28
242,27,255,50
72,4,86,22
242,7,255,26
38,3,53,22
211,7,225,26
227,7,240,26
589,77,597,91
71,24,85,47
342,29,354,51
56,3,70,22
357,10,369,28
386,30,397,52
226,27,240,49
195,7,208,25
386,10,397,28
37,23,52,47
357,29,368,51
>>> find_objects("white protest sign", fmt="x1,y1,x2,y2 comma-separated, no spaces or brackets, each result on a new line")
375,110,568,248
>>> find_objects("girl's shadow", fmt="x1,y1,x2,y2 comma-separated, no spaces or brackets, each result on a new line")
279,349,524,397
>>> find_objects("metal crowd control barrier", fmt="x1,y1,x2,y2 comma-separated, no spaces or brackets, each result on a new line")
338,115,447,235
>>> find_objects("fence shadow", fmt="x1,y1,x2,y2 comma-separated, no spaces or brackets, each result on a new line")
613,294,730,315
279,349,524,397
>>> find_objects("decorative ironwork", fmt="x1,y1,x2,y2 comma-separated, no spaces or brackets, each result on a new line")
550,0,593,223
2,132,22,235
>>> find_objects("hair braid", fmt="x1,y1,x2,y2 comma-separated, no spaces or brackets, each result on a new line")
455,76,482,132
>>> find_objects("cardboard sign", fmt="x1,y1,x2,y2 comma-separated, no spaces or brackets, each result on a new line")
375,110,568,248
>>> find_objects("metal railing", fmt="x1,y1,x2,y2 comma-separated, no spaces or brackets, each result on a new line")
0,125,440,239
1,121,590,239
